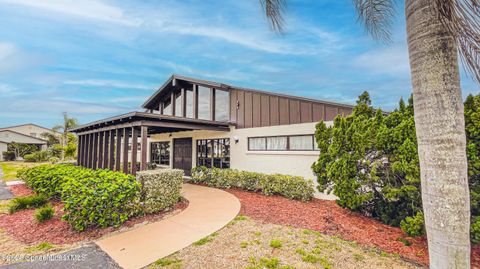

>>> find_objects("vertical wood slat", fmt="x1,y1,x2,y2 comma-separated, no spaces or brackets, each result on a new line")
108,130,115,170
98,132,104,169
210,88,215,121
260,95,270,126
92,132,98,169
103,131,109,169
181,88,186,117
83,135,88,167
140,126,148,171
279,98,289,125
122,128,129,174
270,96,279,126
244,91,253,128
289,100,300,124
237,91,245,128
131,127,138,175
115,129,122,171
229,89,237,124
193,84,198,119
88,133,94,168
312,103,325,122
171,91,176,116
300,101,313,123
77,135,83,166
252,93,261,127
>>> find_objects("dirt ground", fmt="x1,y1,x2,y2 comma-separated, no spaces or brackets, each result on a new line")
147,216,424,269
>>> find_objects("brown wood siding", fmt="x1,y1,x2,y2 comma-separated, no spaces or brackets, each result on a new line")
279,97,289,125
269,96,279,126
339,107,352,116
289,100,300,124
325,105,339,121
261,95,270,126
244,92,253,128
252,93,261,127
229,89,237,124
300,101,312,123
312,103,325,121
237,90,245,128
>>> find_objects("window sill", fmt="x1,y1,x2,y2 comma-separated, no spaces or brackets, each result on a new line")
246,151,319,156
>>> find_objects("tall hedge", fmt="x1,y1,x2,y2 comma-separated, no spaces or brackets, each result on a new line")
313,92,480,243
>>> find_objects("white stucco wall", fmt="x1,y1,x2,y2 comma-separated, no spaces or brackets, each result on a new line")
149,121,335,199
0,142,7,161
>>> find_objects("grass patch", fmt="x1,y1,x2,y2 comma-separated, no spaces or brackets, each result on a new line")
0,161,45,181
247,257,294,269
9,195,47,214
240,241,249,248
154,258,182,267
0,201,10,214
353,253,365,261
396,237,412,246
26,242,54,253
301,253,320,263
301,239,309,244
193,232,218,246
269,239,282,249
253,231,262,236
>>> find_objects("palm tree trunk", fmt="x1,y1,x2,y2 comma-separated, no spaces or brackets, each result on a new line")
405,0,471,267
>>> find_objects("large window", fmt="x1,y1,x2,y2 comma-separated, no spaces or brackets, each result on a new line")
197,138,230,168
186,89,193,118
198,86,211,120
151,142,170,165
248,135,318,151
215,89,229,122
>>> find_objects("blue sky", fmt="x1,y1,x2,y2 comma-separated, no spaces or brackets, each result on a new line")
0,0,478,128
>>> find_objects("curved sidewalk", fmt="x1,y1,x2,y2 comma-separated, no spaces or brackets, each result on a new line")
95,183,241,269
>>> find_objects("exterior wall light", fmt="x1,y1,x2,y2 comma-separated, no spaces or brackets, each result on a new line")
233,136,239,144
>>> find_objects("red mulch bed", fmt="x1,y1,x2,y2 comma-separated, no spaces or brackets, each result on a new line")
9,184,34,197
226,188,480,267
0,185,188,245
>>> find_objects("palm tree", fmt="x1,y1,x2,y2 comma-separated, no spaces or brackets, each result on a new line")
258,0,478,267
52,112,78,160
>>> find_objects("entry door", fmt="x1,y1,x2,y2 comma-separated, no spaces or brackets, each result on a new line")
173,138,193,176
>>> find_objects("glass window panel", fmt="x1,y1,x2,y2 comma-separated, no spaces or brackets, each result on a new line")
163,98,172,115
267,136,287,150
196,138,230,169
175,92,182,116
186,90,193,118
215,89,229,122
289,135,314,150
198,86,211,120
249,137,266,150
151,142,170,165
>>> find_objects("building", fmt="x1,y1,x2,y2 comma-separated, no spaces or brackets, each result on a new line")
0,124,54,161
70,75,354,195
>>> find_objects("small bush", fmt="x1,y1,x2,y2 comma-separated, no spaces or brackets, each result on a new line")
23,151,49,162
269,239,282,249
400,211,424,237
9,195,48,214
35,205,54,222
472,217,480,244
190,166,314,201
2,151,16,161
136,169,183,214
49,157,60,164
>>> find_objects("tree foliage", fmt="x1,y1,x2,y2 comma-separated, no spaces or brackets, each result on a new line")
313,92,480,242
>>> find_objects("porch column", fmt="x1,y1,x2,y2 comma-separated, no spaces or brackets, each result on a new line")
82,134,88,167
77,135,83,166
103,131,109,169
140,125,148,171
92,132,98,169
131,127,138,175
122,128,129,174
109,130,115,170
86,133,92,168
115,128,121,171
98,132,104,169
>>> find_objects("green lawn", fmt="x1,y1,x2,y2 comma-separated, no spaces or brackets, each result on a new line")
0,161,46,181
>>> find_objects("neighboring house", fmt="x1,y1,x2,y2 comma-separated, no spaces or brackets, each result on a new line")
0,124,55,161
71,75,353,193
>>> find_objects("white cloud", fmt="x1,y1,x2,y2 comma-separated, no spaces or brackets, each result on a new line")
63,79,155,90
0,83,25,96
351,46,411,77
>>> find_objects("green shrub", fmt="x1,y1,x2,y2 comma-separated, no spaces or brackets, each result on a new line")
49,157,60,164
269,239,282,248
9,195,48,214
136,169,184,214
190,167,314,201
2,151,16,161
23,151,49,162
400,211,424,237
35,205,54,222
472,217,480,244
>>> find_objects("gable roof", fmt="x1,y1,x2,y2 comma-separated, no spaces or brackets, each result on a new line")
0,130,48,144
142,74,355,110
0,123,57,133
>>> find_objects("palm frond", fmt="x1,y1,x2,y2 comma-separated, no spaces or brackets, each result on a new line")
259,0,286,33
433,0,480,84
352,0,396,42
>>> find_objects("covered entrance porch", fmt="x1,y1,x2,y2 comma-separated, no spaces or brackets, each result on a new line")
70,112,230,175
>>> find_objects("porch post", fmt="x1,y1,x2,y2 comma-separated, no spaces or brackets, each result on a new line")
77,135,82,166
115,128,121,171
92,132,98,169
131,127,138,175
82,134,88,167
193,84,198,119
98,132,104,169
86,133,92,168
109,130,115,170
140,125,148,171
122,128,129,174
103,131,109,169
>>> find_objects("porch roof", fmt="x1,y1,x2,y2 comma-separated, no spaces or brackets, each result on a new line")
69,111,231,135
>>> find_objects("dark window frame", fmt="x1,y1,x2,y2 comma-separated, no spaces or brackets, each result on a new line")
196,138,230,168
150,141,170,165
248,134,318,151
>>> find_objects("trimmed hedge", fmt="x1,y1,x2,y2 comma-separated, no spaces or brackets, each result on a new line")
18,164,141,231
137,169,184,214
190,166,314,202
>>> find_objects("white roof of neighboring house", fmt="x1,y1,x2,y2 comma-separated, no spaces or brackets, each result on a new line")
0,123,58,134
0,130,48,144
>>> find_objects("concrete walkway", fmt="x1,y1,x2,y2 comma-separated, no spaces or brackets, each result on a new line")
95,183,241,269
0,166,14,200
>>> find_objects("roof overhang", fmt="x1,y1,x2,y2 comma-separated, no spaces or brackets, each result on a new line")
69,111,231,135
